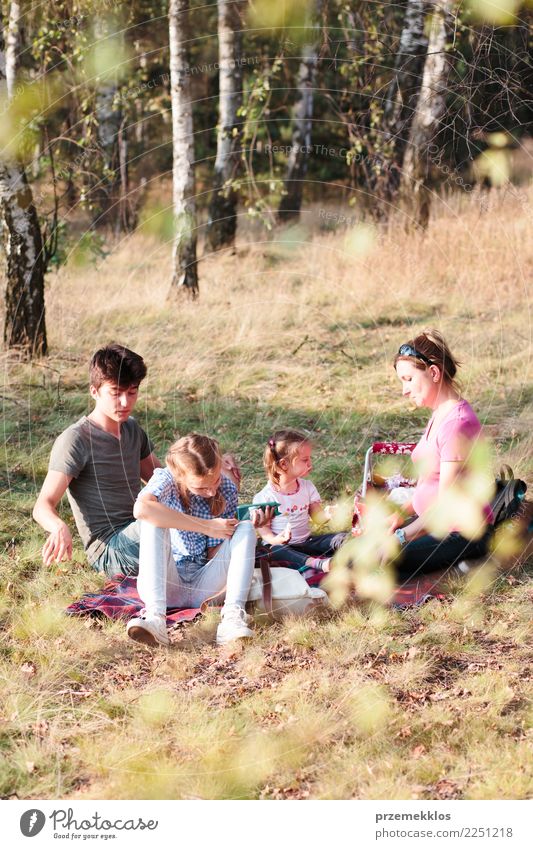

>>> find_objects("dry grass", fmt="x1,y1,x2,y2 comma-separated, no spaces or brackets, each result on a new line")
0,186,532,799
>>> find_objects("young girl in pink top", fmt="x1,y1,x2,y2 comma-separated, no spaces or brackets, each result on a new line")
391,330,492,580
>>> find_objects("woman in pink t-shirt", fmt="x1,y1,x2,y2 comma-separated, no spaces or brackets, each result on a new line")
390,330,492,581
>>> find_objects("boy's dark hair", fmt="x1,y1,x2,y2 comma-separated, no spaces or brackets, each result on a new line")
89,344,147,389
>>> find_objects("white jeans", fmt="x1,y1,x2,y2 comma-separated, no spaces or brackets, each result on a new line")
136,520,257,616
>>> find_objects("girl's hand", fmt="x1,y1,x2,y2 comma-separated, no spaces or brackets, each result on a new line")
249,505,276,528
221,453,241,489
209,517,238,539
272,523,291,545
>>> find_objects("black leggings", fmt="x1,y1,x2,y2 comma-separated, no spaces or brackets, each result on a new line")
395,530,492,583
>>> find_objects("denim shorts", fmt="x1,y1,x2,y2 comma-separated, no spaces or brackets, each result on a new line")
92,521,141,578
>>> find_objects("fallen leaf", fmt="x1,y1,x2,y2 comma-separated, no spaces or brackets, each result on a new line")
397,726,412,739
411,744,427,759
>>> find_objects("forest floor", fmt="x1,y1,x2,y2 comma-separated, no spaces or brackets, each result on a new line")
0,187,532,799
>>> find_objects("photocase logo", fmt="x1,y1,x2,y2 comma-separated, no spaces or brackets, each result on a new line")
20,810,46,837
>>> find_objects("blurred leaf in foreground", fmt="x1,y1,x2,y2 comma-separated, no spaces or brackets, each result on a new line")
467,0,523,25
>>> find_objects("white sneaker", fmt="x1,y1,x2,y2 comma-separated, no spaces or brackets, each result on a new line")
216,605,253,645
127,611,169,647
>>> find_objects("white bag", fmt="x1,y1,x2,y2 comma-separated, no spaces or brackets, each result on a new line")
247,566,329,620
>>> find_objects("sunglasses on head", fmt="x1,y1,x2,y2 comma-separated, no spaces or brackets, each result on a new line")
397,343,434,366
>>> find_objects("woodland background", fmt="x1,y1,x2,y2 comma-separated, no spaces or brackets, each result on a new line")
0,0,532,801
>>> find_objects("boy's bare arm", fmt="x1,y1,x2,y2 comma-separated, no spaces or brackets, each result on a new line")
33,470,74,565
139,451,162,483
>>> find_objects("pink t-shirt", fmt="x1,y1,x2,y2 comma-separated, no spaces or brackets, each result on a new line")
411,399,487,519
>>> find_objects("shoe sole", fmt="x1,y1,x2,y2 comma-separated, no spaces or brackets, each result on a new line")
216,632,253,646
127,625,168,648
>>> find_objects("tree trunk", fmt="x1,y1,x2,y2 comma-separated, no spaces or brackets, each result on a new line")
0,10,47,356
401,0,453,227
382,0,428,178
5,0,20,99
169,0,198,296
277,1,322,223
92,18,132,231
205,0,243,251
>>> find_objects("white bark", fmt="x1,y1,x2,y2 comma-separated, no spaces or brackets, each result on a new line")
402,0,453,225
383,0,428,151
5,0,20,99
206,0,243,249
0,13,47,355
278,0,322,221
169,0,198,295
403,0,452,182
92,17,131,229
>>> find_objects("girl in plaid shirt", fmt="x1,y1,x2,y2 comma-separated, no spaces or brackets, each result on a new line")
127,433,262,646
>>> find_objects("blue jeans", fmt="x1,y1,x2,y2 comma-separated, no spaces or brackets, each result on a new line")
92,521,140,578
265,532,348,571
395,530,492,583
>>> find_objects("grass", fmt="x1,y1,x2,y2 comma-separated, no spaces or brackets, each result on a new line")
0,186,532,799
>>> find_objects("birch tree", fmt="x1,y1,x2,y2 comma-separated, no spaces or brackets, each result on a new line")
382,0,428,185
206,0,243,251
5,0,20,99
278,0,322,222
169,0,198,295
0,9,47,356
401,0,453,227
92,16,132,231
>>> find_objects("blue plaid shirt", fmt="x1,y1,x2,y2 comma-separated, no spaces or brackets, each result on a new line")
138,467,238,565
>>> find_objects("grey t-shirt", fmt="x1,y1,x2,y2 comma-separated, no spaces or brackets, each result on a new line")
48,416,154,563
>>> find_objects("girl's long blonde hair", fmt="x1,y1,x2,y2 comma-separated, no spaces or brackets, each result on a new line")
264,429,310,485
166,433,225,515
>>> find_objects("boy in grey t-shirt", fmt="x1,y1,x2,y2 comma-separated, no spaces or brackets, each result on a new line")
33,344,160,576
33,344,242,578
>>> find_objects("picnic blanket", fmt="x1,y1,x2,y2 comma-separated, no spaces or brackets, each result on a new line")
66,564,448,625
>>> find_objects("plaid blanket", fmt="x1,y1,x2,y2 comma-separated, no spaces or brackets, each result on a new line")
66,553,447,624
66,575,201,626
